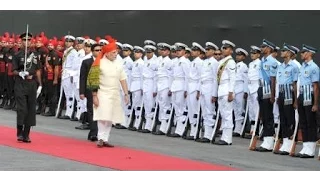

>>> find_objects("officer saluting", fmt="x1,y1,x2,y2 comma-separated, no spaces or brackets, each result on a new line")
12,32,42,143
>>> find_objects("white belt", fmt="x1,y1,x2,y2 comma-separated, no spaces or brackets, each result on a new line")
143,77,153,80
248,80,260,84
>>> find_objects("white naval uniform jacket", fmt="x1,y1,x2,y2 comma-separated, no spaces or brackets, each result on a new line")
122,56,134,90
170,56,190,92
217,55,236,97
72,49,86,87
130,58,144,92
157,56,173,92
188,57,203,94
234,61,248,94
142,57,158,93
61,46,78,80
247,58,261,94
200,57,219,97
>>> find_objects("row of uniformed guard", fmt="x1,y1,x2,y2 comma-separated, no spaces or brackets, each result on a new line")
1,31,319,160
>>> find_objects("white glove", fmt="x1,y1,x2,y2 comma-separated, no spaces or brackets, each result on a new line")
19,71,29,79
36,86,42,98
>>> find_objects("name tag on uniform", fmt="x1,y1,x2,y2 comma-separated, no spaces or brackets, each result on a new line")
263,64,269,71
8,56,12,60
48,57,51,61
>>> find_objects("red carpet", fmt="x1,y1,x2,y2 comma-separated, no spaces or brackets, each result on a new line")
0,126,237,171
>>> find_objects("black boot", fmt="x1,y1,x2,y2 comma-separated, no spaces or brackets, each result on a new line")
23,126,31,143
9,97,15,110
17,125,24,141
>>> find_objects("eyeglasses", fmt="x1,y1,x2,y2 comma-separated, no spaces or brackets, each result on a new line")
94,49,101,52
22,39,31,41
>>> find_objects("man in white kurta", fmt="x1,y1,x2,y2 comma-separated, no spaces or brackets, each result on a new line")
92,40,129,147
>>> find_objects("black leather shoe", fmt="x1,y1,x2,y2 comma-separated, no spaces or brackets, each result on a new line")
214,140,232,145
88,136,98,142
140,129,151,133
255,147,272,152
279,151,289,155
70,117,78,122
167,133,181,138
59,115,70,120
128,127,137,131
233,132,241,137
273,151,280,154
23,137,31,143
114,124,127,129
196,138,210,143
152,131,165,135
300,154,314,158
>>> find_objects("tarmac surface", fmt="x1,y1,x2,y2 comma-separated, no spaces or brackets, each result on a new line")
0,108,319,171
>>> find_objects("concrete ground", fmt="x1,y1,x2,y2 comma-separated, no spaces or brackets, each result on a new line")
0,108,319,171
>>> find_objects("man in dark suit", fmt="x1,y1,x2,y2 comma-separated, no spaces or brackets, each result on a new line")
79,43,102,141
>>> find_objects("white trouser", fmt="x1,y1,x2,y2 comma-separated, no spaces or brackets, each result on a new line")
61,77,74,117
120,90,130,127
132,90,143,129
197,93,216,138
73,80,87,120
97,120,112,142
143,91,156,131
188,91,199,125
158,88,171,133
233,92,244,133
248,92,259,131
172,90,187,136
273,99,279,123
218,95,234,143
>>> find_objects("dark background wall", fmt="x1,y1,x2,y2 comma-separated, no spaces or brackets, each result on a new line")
1,10,320,62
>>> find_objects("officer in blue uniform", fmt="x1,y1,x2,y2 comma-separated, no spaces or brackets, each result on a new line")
295,44,319,158
274,44,299,155
255,39,279,152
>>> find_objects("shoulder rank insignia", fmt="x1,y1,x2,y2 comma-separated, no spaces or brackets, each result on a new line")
272,65,277,69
